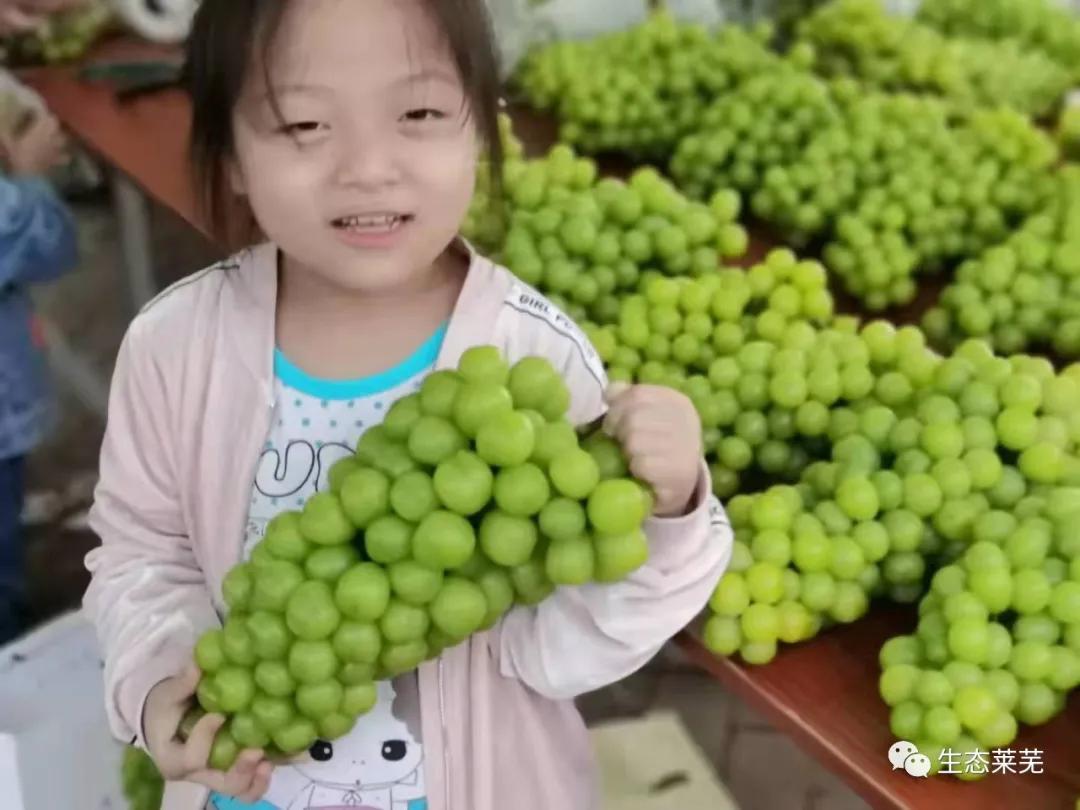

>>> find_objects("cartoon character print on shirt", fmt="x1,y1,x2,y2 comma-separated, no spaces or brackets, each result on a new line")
246,439,353,552
254,439,354,500
259,679,426,810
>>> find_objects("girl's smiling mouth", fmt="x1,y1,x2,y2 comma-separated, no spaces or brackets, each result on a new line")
331,212,414,231
330,212,415,247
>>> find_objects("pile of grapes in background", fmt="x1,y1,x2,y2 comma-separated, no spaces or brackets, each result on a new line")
464,117,748,327
917,0,1080,83
0,1,113,64
518,6,1068,315
699,324,1080,771
578,238,1080,779
516,8,1062,317
924,167,1080,358
463,67,1080,773
188,347,652,767
672,72,1056,310
706,334,1080,651
877,488,1080,777
796,0,1073,118
462,112,520,250
1060,106,1080,162
669,70,841,209
514,11,798,159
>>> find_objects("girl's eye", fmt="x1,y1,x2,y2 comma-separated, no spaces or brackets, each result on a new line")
401,108,446,123
280,121,326,136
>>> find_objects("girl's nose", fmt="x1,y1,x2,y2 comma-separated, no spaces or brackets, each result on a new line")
332,129,402,190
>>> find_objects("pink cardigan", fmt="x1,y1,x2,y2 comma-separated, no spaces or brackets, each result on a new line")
84,242,733,810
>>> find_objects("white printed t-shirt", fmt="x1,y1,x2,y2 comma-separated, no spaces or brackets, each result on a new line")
209,325,446,810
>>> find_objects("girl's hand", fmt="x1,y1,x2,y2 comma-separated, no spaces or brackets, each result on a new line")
601,383,703,518
143,665,273,802
2,113,68,176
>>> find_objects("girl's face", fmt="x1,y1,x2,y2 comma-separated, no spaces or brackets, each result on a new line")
230,0,479,294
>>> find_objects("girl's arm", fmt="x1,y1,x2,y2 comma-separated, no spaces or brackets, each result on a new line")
83,321,220,747
0,175,77,287
490,323,733,700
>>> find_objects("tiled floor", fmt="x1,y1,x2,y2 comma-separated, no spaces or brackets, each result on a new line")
578,648,871,810
26,185,873,810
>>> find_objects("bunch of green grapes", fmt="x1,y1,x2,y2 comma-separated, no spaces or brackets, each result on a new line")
699,324,935,664
703,418,959,667
877,489,1080,777
918,0,1080,82
924,166,1080,357
703,328,1080,666
797,0,1073,118
463,113,525,251
584,249,842,497
821,335,1080,581
819,98,1055,310
3,2,113,64
702,484,836,664
770,0,835,42
121,746,164,810
1059,107,1080,162
672,73,1056,309
514,9,796,158
670,71,843,205
189,347,652,766
464,133,747,327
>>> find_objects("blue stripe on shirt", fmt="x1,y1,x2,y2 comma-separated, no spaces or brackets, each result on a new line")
274,323,447,400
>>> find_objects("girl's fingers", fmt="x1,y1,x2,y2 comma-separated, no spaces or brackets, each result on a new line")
603,391,671,441
182,712,225,773
602,400,635,442
621,434,654,462
628,455,674,487
624,417,672,441
164,665,203,704
152,744,185,781
222,750,260,789
145,680,197,771
221,751,265,798
602,381,632,405
189,749,261,794
189,768,229,795
234,749,265,773
236,761,274,803
616,425,672,460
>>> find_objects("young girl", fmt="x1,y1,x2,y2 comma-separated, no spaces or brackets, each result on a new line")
84,2,732,809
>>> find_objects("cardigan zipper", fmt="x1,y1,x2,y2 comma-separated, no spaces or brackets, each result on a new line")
439,656,451,808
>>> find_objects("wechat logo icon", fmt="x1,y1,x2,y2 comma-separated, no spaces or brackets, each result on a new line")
889,740,931,778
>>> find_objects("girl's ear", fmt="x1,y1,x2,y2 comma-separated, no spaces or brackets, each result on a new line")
229,158,247,196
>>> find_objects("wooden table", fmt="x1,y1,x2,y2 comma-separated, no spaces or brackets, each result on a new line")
19,38,206,312
678,614,1080,810
17,71,198,235
22,45,1080,810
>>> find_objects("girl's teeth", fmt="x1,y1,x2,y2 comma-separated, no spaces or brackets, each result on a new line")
338,214,403,229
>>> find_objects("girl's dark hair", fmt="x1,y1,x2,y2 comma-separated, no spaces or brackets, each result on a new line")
185,0,503,245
